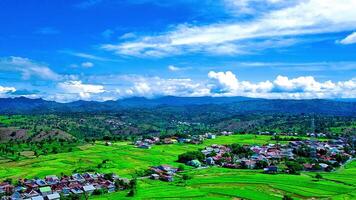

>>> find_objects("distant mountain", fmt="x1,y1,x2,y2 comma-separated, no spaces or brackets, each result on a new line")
115,96,257,107
0,96,355,116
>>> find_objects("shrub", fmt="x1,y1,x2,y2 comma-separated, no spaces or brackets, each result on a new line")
315,173,323,179
178,151,205,163
282,195,293,200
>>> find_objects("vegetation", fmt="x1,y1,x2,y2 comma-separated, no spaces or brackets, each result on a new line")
0,134,354,199
0,98,356,199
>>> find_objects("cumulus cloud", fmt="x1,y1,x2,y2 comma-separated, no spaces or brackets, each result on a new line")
81,62,94,68
339,32,356,45
208,71,273,95
101,0,356,57
0,56,62,81
0,86,16,95
115,76,210,98
57,80,105,99
208,71,356,99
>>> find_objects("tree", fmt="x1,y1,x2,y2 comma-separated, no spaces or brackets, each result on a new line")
178,151,205,163
182,174,192,180
178,164,185,171
282,195,293,200
286,161,303,174
126,178,137,197
315,173,323,180
255,160,269,169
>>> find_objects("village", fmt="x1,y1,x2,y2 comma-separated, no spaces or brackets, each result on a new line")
1,132,355,199
133,131,233,149
179,138,355,174
0,172,131,200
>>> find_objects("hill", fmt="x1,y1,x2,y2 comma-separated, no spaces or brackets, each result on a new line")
0,96,355,116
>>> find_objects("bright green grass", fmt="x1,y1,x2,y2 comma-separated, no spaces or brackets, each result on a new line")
0,134,355,199
0,115,28,125
0,135,273,180
93,163,356,200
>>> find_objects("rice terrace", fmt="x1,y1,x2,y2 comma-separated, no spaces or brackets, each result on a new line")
1,0,356,199
0,132,355,199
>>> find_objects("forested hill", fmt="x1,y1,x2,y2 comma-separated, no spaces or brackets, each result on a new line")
0,96,355,116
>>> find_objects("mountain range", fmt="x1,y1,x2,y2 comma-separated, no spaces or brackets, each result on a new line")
0,96,355,116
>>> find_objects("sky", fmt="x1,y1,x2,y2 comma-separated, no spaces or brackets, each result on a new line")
0,0,356,102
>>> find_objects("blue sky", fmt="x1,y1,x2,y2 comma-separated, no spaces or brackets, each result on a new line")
0,0,356,102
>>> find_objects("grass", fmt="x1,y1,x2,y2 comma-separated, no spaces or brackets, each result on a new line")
0,135,273,180
0,134,355,199
93,164,356,200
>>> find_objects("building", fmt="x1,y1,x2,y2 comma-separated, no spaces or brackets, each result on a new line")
46,192,60,200
83,185,96,195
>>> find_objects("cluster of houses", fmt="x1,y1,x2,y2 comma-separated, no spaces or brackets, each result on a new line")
186,138,354,173
149,165,179,182
0,172,130,200
134,131,233,149
257,131,327,138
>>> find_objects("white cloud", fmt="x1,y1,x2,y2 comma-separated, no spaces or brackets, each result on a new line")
119,32,136,40
168,65,182,72
101,0,356,57
339,32,356,45
81,62,94,68
0,86,16,94
208,71,239,91
208,71,356,99
62,51,118,62
57,80,105,99
0,56,62,81
208,71,273,95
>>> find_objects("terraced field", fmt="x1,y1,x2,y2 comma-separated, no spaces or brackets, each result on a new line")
0,135,272,179
0,134,355,199
93,161,356,200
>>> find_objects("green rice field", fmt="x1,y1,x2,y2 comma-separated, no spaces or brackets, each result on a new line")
0,134,355,199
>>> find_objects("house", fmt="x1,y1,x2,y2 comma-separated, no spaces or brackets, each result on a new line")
118,178,130,185
60,188,71,196
101,181,115,193
206,157,215,165
111,173,120,180
14,186,26,192
35,179,47,187
138,143,151,149
150,174,160,180
207,134,216,139
0,183,14,194
46,192,60,200
187,160,201,168
72,174,85,182
31,196,44,200
45,175,59,185
11,191,22,200
264,166,278,174
24,189,40,198
70,188,83,195
163,138,174,144
39,186,52,196
319,163,329,169
303,163,313,171
0,187,5,196
83,185,96,194
106,183,116,193
160,175,173,182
